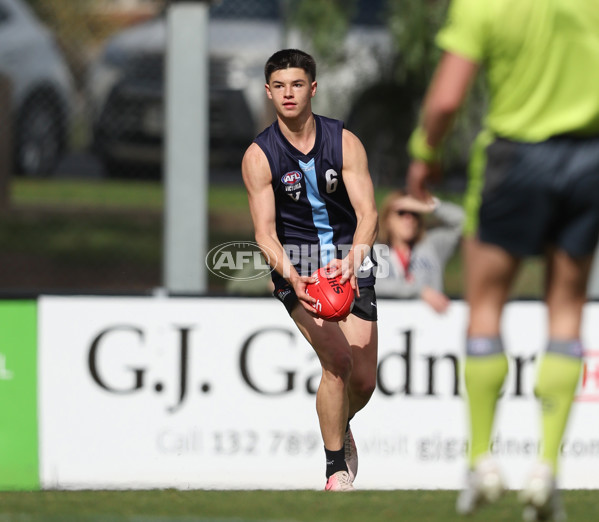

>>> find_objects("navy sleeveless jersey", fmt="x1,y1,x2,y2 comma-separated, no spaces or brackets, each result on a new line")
254,114,376,287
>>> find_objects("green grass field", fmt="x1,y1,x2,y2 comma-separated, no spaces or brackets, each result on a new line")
0,489,597,521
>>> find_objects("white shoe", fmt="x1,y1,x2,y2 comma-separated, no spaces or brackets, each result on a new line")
520,462,567,521
324,470,354,491
344,427,358,484
456,455,505,515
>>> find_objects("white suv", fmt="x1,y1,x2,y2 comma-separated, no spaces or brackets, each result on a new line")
0,0,74,176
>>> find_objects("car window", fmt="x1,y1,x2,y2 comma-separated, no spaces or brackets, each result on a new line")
209,0,385,26
210,0,280,20
0,1,10,25
353,0,386,26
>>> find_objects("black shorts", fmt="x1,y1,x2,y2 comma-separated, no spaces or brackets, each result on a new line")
466,134,599,257
273,281,378,322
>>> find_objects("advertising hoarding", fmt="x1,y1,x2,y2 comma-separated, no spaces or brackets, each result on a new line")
38,297,599,490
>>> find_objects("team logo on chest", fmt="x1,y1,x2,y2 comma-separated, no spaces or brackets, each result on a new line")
281,171,303,201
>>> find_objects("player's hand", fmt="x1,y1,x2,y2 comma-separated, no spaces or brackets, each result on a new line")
325,257,360,298
325,257,351,281
321,258,342,279
292,274,318,314
407,160,441,203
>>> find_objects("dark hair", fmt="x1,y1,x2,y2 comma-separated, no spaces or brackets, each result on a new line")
264,49,316,83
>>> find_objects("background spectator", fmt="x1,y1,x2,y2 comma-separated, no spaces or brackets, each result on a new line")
375,190,464,313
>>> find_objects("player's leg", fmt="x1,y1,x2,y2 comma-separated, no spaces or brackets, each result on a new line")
337,291,378,484
464,237,519,466
456,237,519,515
458,134,557,515
342,317,377,416
539,249,592,470
338,287,378,418
520,248,589,519
520,136,599,520
291,305,354,490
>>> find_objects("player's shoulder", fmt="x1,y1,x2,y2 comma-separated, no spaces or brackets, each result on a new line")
241,142,271,185
242,142,268,168
341,127,366,155
341,127,361,143
247,122,279,159
255,120,277,140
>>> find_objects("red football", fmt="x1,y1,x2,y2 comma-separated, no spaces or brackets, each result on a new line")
305,268,354,321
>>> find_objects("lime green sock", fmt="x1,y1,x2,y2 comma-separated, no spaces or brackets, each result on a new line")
535,352,582,474
464,353,509,467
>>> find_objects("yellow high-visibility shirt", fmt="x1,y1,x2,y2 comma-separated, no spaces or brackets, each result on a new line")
437,0,599,141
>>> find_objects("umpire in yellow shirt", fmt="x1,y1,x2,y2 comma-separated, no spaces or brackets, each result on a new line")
405,1,599,520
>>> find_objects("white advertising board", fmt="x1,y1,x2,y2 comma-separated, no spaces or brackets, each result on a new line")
38,297,599,490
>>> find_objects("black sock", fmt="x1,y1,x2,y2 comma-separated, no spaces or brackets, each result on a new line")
325,446,348,478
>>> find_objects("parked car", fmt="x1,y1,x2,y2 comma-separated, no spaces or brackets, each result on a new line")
86,0,394,178
0,0,74,176
86,0,279,177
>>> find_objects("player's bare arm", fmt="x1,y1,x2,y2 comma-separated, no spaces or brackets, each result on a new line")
336,129,378,290
407,52,479,201
421,52,478,144
241,143,316,311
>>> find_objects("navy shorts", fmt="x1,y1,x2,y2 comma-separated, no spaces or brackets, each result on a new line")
467,135,599,257
273,280,378,322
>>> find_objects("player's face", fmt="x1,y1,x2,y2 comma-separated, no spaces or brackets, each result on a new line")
265,68,317,119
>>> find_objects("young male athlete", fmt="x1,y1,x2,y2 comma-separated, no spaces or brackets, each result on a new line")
405,1,599,519
241,49,379,491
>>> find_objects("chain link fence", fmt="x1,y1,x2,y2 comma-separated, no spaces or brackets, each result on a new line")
1,0,473,295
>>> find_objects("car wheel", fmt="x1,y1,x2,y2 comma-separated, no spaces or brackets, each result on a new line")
15,92,65,177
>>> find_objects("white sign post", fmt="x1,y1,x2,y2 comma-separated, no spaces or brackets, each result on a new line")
164,1,211,294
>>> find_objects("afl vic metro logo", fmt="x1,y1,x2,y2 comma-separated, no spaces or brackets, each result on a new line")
282,171,303,201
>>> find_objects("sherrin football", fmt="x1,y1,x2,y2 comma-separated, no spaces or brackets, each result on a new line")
305,267,354,321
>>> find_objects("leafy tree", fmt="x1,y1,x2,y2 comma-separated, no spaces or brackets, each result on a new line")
22,0,124,88
286,0,357,63
288,0,486,186
386,0,448,89
286,0,446,85
388,0,487,176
